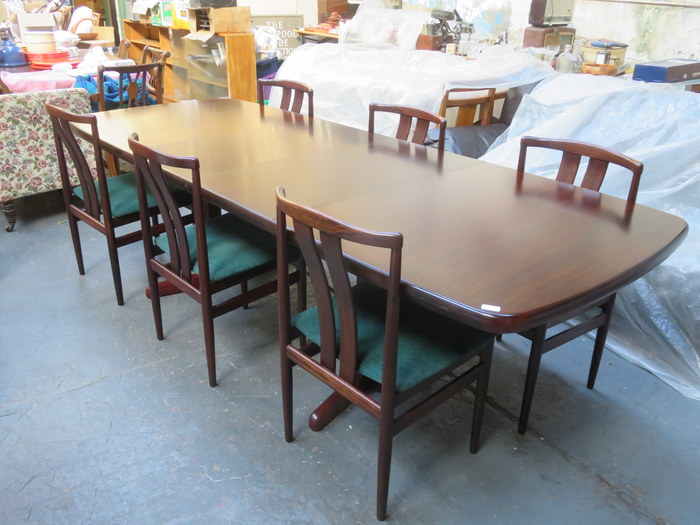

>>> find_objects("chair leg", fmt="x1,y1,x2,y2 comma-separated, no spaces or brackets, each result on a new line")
518,325,547,435
470,343,493,454
105,234,124,306
376,417,394,521
146,266,164,341
281,348,294,443
201,302,217,387
587,294,617,389
67,213,85,275
241,280,249,309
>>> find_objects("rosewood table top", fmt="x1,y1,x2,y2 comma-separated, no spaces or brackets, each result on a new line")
76,99,688,333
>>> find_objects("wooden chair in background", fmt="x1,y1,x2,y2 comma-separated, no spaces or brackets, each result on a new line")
513,135,644,434
128,135,299,388
97,62,164,176
139,45,171,66
438,87,498,127
96,62,164,111
368,103,446,151
117,38,131,59
139,46,171,97
257,78,314,117
276,187,494,520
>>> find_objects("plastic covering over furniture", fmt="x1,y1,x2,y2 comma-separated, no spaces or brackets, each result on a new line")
273,44,552,135
481,74,700,400
0,88,94,231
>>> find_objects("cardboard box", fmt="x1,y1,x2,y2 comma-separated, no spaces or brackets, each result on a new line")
16,12,57,41
187,7,251,34
131,0,159,24
172,6,190,30
633,59,700,83
151,1,174,27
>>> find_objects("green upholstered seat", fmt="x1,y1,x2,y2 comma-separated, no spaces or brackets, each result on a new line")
292,283,492,392
74,172,191,219
73,171,153,218
154,213,276,283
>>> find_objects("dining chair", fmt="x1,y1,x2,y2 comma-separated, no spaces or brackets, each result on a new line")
139,45,171,66
257,78,314,117
128,135,296,388
45,103,167,306
96,62,164,111
139,46,171,97
438,87,498,126
276,187,494,521
97,62,164,177
513,135,644,434
117,38,132,59
368,103,446,152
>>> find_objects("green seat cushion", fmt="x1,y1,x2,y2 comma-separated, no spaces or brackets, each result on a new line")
74,172,149,218
154,213,276,283
74,172,190,218
292,283,492,392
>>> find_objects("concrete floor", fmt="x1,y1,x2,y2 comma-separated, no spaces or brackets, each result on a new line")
2,192,699,525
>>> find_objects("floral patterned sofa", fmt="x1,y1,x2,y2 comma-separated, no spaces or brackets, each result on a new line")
0,88,94,231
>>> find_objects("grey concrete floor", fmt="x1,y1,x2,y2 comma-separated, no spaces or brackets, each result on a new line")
1,192,699,525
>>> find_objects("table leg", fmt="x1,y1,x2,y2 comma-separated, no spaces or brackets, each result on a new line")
308,376,377,431
309,392,352,431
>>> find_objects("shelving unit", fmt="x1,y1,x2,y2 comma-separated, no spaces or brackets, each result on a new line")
123,20,166,60
122,20,256,103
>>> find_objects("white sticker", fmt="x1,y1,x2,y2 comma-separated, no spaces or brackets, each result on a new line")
481,304,501,312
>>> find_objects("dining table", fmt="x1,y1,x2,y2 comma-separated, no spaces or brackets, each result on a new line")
73,98,688,338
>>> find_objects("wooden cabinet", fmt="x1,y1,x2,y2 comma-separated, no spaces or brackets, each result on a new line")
122,20,255,103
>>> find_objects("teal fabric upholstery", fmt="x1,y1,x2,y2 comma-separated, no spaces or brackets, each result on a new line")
292,283,492,392
155,213,276,283
74,172,190,218
74,172,153,218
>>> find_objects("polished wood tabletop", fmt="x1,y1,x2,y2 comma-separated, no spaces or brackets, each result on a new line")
78,99,688,334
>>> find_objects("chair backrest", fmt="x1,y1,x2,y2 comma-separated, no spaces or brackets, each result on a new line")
439,87,497,127
276,187,403,383
368,103,446,151
117,38,132,59
128,134,207,285
139,46,170,96
45,102,110,221
96,62,164,111
257,79,314,117
140,45,171,66
517,136,643,204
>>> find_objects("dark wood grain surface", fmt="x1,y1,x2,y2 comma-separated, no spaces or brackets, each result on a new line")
77,99,688,333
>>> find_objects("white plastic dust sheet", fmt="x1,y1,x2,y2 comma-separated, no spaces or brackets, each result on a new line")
481,74,700,400
272,43,553,134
